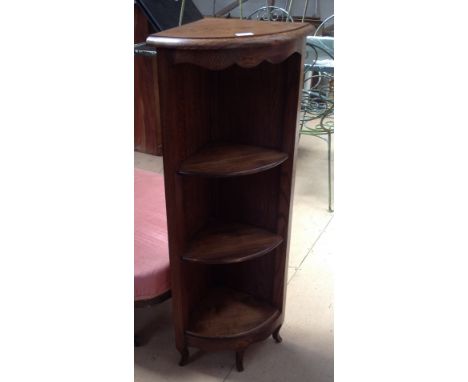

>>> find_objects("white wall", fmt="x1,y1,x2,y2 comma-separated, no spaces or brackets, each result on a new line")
192,0,333,19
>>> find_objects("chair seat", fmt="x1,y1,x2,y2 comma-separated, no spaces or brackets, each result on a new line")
305,36,334,73
309,59,334,73
134,169,170,301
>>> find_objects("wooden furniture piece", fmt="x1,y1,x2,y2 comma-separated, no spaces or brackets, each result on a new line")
134,0,204,156
134,4,161,155
146,18,313,372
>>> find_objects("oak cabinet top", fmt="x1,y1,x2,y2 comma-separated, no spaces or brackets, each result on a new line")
146,18,313,50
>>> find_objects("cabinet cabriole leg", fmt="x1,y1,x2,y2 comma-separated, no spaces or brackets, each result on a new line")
272,325,283,343
236,349,245,372
179,347,189,366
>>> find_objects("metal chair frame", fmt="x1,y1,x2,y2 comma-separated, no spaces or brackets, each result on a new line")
300,17,334,212
247,6,294,22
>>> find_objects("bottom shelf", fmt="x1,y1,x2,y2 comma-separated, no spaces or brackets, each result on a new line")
186,287,279,339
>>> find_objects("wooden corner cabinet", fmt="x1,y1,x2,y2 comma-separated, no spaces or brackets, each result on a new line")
146,18,313,372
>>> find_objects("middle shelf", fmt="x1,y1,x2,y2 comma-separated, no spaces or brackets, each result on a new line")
183,222,283,264
178,144,288,177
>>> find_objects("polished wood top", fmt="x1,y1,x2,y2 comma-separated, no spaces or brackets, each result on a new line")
146,18,313,50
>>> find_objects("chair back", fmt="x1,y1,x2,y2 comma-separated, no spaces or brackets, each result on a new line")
247,6,294,22
305,36,334,72
314,14,334,36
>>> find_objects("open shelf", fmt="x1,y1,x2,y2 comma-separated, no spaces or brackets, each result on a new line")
183,223,283,264
186,287,280,339
178,144,288,177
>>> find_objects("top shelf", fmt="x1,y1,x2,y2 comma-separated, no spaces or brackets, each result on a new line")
178,144,288,178
146,18,314,50
146,18,313,70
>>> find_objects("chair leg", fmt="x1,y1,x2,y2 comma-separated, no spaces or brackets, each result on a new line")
328,132,334,212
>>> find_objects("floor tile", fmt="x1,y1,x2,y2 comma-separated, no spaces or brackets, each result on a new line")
288,136,334,267
134,152,164,174
288,267,297,283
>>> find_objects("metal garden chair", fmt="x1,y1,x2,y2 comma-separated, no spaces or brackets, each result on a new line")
299,15,334,212
247,5,294,22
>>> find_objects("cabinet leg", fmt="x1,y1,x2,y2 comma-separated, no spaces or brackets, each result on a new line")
179,347,189,366
272,325,283,343
235,349,245,372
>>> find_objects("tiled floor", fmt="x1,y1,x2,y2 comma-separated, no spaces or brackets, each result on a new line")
134,135,334,381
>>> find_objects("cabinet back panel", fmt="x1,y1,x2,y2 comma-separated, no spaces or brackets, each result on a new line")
214,169,281,232
210,54,301,149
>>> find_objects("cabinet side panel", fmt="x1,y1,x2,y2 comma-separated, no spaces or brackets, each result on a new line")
272,52,304,314
157,54,213,351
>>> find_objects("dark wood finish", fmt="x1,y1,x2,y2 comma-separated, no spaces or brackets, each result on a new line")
179,144,288,177
147,18,311,70
147,18,311,49
183,223,283,264
236,349,245,372
186,287,279,338
186,306,281,351
179,347,189,366
149,18,311,371
134,4,163,156
272,324,283,343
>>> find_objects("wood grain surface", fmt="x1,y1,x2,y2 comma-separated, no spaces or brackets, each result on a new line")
183,222,283,264
147,18,312,70
147,18,313,50
134,4,162,155
186,287,279,338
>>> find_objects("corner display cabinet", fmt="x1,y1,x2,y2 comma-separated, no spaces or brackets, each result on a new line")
146,18,313,372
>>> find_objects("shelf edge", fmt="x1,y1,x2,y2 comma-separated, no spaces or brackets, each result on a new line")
182,235,283,264
178,153,288,178
186,309,280,340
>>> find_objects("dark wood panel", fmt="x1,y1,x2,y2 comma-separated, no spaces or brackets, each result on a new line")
214,169,281,232
212,58,296,148
157,54,213,353
147,18,312,50
271,52,303,311
186,312,281,352
134,4,162,156
183,223,283,264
